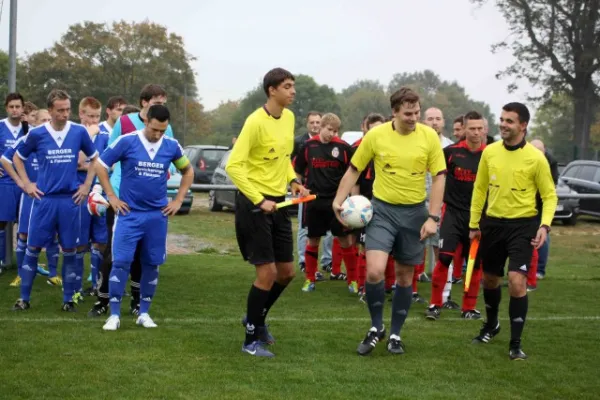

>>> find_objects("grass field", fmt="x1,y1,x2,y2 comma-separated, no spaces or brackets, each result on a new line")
1,198,599,399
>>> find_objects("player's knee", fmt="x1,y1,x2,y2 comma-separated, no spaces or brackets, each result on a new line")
507,272,527,296
395,266,413,287
255,263,277,287
26,246,42,253
113,261,132,274
18,233,27,241
482,273,501,289
278,267,296,284
438,253,453,268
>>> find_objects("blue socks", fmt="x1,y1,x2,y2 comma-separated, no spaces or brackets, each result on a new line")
108,261,131,317
90,247,102,289
16,237,26,269
46,237,60,278
20,248,41,302
75,250,86,293
140,264,159,315
62,251,77,303
0,229,6,265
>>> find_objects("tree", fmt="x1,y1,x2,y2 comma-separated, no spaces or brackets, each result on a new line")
472,0,600,158
387,70,497,135
530,92,576,162
20,20,208,143
203,100,240,146
338,80,389,131
231,74,340,135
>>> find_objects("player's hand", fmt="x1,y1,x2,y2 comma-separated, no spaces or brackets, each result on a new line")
107,194,130,215
86,124,100,137
332,200,348,227
469,229,481,240
420,218,438,241
73,184,91,205
531,227,547,249
291,182,310,197
162,199,183,216
259,200,277,214
24,182,44,200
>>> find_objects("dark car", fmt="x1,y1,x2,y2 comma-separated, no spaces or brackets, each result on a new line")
559,160,600,219
553,178,579,225
166,172,194,215
183,145,229,185
209,150,298,216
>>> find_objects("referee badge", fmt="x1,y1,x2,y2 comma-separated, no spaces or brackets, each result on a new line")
332,147,339,158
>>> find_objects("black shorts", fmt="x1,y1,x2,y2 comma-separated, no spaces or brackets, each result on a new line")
305,197,350,238
479,216,538,277
439,206,470,260
235,193,293,265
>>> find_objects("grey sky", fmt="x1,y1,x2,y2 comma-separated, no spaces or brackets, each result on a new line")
0,0,536,125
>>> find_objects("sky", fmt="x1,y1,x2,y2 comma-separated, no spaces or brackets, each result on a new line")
0,0,538,123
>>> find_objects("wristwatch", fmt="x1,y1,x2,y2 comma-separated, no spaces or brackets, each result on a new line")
541,224,551,233
428,214,440,223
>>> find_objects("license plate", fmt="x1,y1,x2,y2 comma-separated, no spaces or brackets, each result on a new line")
556,204,564,211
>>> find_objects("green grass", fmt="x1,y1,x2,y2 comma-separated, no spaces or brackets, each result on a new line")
0,207,599,399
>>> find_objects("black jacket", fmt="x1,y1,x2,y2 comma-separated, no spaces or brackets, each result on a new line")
291,132,312,161
545,151,559,185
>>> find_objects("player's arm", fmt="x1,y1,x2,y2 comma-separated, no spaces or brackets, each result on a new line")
96,136,129,214
293,143,308,183
469,150,490,232
536,158,558,228
163,146,193,216
14,132,43,199
333,136,373,224
1,139,25,188
166,126,177,175
73,131,99,205
225,118,267,207
427,140,447,218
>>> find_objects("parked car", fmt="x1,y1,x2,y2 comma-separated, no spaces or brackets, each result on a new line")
208,150,298,216
559,160,600,219
167,172,194,215
183,145,229,184
554,179,579,225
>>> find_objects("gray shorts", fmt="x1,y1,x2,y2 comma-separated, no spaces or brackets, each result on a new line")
365,198,428,265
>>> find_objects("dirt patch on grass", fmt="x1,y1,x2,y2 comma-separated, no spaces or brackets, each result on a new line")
167,233,234,255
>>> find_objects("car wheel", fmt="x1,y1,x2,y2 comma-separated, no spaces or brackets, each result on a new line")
209,190,222,212
563,213,577,226
177,206,191,215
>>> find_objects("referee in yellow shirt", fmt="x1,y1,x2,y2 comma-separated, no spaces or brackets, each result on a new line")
469,102,557,360
226,68,308,358
333,87,447,356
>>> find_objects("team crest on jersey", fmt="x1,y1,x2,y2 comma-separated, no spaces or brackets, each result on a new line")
332,147,339,158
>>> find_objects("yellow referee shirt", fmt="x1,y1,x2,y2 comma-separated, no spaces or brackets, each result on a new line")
225,106,297,205
351,121,447,205
469,140,558,229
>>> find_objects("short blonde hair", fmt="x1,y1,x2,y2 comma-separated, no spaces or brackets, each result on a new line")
320,113,341,130
79,96,102,112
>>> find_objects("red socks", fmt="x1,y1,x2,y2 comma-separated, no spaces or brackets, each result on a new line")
452,243,463,280
331,237,343,275
342,245,358,284
385,256,395,290
305,244,319,282
430,260,449,307
357,249,366,289
527,248,539,287
461,264,483,311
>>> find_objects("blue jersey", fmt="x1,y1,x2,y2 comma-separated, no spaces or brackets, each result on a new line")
77,132,110,184
100,131,184,211
2,135,39,182
17,121,98,195
0,119,25,185
109,113,175,197
99,121,112,135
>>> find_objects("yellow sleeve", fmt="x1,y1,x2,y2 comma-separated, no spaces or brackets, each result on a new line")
350,133,374,172
469,149,489,229
427,133,447,176
535,156,558,227
225,116,264,205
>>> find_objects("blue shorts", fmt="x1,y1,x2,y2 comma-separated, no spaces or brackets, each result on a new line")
112,210,167,266
79,202,108,245
0,184,22,222
28,195,81,249
18,193,33,234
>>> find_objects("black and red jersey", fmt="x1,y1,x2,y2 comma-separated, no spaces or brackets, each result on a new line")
443,140,486,211
352,138,375,199
294,136,352,198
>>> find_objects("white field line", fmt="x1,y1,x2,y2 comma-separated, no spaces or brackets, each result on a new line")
0,315,598,324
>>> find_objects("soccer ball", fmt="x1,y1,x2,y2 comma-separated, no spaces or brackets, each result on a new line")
87,191,109,217
340,195,373,229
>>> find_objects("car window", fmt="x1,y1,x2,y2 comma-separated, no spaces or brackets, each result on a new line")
202,149,228,162
578,165,597,181
562,166,580,178
594,167,600,183
184,148,198,161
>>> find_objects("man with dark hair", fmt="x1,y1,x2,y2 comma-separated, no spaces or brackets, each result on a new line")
97,104,193,331
88,84,174,318
12,89,99,311
292,111,332,276
333,87,447,355
469,102,557,360
453,115,465,141
99,96,127,135
426,111,487,321
0,93,27,272
226,67,308,357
